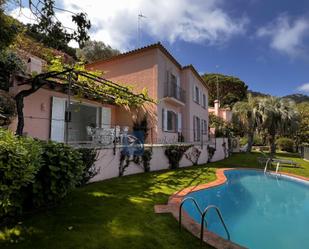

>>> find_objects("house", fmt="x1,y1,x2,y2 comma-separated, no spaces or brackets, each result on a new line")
208,100,232,122
87,42,209,144
8,43,209,145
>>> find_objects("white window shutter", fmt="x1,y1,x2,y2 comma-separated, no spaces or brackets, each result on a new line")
193,85,196,101
193,116,196,141
176,76,180,87
166,70,170,84
50,97,66,142
101,107,111,128
162,108,168,131
177,113,182,132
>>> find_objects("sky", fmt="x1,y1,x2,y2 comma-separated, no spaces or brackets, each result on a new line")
7,0,309,96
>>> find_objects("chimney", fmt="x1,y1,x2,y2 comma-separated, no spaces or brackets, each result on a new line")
214,100,220,116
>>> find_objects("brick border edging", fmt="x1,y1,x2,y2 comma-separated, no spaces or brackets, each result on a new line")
155,168,309,249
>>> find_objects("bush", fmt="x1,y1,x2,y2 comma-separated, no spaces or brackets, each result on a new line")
0,90,16,126
77,148,98,185
239,137,248,146
0,129,41,218
253,135,265,146
165,145,191,169
31,141,84,208
239,135,265,146
276,137,295,152
141,149,152,172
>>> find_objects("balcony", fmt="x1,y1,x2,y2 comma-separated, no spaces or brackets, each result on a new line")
163,81,186,105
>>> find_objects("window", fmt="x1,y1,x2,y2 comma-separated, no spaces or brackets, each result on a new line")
193,116,201,141
162,108,178,132
167,110,177,131
170,73,177,85
202,94,206,108
202,119,207,134
194,86,200,104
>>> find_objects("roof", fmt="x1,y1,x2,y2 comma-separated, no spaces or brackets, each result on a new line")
182,64,209,90
86,42,208,90
87,42,181,69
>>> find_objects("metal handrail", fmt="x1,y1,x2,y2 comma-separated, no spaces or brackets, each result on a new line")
179,198,230,245
179,197,203,230
275,161,281,174
200,205,230,245
264,158,272,173
164,80,186,103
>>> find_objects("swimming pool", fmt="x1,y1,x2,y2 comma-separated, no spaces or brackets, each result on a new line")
182,169,309,249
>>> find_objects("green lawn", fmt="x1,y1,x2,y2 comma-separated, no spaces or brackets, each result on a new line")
1,152,309,249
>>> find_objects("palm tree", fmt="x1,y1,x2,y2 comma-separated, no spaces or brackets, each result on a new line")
256,97,299,156
232,95,260,152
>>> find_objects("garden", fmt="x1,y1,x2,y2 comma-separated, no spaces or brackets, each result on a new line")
0,149,308,249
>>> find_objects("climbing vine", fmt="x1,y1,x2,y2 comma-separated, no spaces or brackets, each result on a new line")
119,149,153,176
185,146,202,166
207,146,216,162
165,145,192,169
48,57,152,107
13,57,153,135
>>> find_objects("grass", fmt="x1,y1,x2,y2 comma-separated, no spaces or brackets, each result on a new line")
1,151,309,249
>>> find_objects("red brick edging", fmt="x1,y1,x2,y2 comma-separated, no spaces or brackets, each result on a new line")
154,168,309,249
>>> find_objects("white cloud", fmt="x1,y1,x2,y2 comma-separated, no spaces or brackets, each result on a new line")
9,0,248,51
257,14,309,58
9,7,37,25
297,83,309,92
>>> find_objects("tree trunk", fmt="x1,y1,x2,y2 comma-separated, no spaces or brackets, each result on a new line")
246,132,254,153
15,95,25,136
269,134,276,157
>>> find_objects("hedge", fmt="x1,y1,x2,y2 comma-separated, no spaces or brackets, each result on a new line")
0,129,97,220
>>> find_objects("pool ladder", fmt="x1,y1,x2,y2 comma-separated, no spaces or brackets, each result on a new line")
179,197,230,245
264,158,282,176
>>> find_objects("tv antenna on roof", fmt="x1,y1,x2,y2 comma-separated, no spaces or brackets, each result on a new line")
137,12,146,48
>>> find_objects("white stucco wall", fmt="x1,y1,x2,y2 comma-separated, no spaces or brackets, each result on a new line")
89,138,228,183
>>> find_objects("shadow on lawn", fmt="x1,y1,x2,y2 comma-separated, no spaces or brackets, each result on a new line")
0,165,215,249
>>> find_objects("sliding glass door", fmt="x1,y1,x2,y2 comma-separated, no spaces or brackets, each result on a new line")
50,97,111,143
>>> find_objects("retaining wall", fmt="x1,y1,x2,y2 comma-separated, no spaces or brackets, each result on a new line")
90,138,228,182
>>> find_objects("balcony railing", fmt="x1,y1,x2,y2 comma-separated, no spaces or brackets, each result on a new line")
164,81,186,103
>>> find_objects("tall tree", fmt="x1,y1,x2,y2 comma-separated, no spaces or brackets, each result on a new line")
202,73,248,107
232,95,260,152
256,97,299,156
25,0,91,56
0,1,21,49
76,40,120,63
295,102,309,145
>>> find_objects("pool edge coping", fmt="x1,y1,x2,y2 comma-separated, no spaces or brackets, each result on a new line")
155,168,309,249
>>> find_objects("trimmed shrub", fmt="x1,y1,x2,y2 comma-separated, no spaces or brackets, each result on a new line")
77,148,98,185
0,129,41,218
141,149,152,172
31,141,84,208
165,145,191,169
276,137,294,152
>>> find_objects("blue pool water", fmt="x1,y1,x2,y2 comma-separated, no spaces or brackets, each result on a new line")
183,170,309,249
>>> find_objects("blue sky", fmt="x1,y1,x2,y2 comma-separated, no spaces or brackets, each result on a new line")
8,0,309,96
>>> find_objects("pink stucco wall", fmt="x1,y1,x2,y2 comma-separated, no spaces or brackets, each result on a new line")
87,46,209,144
182,68,209,143
208,107,232,122
87,49,159,142
9,86,116,140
